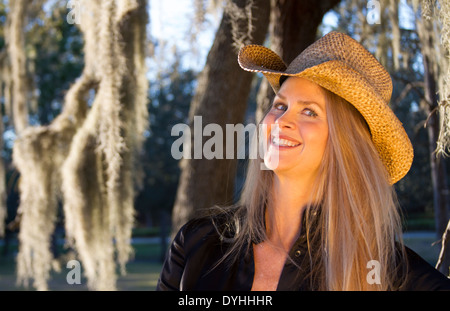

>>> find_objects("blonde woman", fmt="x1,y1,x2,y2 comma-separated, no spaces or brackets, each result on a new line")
157,32,450,291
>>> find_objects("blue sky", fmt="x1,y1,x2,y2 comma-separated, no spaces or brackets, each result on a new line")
148,0,417,75
149,0,220,73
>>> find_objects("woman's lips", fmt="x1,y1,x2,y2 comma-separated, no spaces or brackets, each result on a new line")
270,135,301,148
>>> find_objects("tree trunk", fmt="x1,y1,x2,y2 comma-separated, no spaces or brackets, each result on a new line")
425,104,450,241
417,12,450,275
417,17,450,240
256,0,341,122
171,0,271,235
423,65,450,272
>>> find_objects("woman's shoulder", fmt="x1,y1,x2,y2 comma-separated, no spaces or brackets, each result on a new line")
175,206,240,248
175,216,216,245
399,245,450,291
179,215,216,235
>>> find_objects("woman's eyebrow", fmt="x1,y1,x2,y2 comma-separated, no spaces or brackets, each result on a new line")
297,100,320,106
276,93,319,106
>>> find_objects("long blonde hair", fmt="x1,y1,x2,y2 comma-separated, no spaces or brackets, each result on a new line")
215,87,406,290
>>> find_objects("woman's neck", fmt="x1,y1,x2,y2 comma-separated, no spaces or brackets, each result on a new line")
265,175,313,251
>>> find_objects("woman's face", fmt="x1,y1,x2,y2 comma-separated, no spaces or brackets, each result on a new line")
261,77,329,178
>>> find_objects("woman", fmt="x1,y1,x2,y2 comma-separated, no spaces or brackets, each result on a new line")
157,31,450,291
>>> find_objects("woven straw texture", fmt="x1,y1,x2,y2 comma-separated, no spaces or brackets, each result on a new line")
238,31,413,184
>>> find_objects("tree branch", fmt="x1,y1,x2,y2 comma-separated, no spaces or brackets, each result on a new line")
436,218,450,276
393,81,424,106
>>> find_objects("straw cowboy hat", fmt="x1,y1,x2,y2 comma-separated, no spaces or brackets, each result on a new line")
238,31,413,184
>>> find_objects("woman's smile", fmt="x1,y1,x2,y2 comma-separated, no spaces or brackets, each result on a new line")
271,134,301,148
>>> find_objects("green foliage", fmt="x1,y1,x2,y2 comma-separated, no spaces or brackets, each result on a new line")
27,1,84,124
390,30,434,218
131,226,161,237
134,55,197,226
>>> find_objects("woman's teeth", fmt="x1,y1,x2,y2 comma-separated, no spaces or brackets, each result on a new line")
272,137,300,147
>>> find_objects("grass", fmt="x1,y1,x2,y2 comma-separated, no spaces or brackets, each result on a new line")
0,242,164,291
0,257,163,291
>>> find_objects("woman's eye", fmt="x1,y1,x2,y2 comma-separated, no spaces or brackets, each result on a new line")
273,103,287,111
303,108,318,117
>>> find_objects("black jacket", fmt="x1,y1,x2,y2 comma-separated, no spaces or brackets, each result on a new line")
156,215,450,291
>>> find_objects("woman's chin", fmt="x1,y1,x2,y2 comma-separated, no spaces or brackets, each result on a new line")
263,155,291,172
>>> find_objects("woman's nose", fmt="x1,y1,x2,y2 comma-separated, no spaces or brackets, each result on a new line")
275,109,296,129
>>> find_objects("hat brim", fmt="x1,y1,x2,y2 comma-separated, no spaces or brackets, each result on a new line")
238,46,413,184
